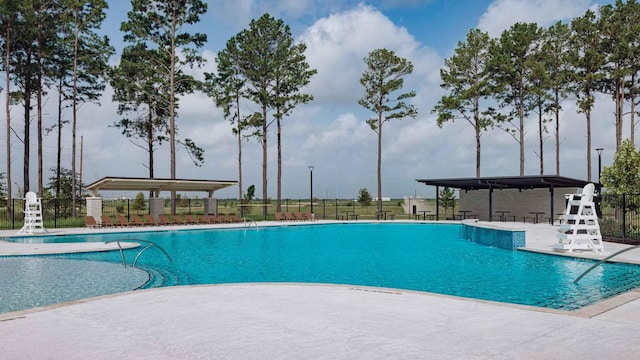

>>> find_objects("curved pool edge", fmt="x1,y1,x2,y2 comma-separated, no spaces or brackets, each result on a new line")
0,282,574,321
3,282,640,324
4,283,640,359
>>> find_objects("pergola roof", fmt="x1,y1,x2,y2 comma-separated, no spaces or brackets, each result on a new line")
86,177,237,197
416,175,589,191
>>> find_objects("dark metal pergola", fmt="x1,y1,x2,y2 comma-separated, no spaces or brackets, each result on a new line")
415,175,590,221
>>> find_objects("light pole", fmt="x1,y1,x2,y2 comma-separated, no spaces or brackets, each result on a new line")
596,148,604,187
595,148,604,218
308,165,315,214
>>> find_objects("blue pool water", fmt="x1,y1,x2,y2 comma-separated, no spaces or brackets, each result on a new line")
4,223,640,312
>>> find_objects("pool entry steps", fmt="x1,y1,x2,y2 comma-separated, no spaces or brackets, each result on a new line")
105,239,172,268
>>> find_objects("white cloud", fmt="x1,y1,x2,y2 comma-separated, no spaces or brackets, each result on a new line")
300,4,441,107
478,0,596,36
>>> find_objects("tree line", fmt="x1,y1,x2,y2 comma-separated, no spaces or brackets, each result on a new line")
1,0,113,218
0,1,324,220
6,0,639,223
433,0,640,181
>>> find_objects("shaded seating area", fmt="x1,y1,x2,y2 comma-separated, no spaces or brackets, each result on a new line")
84,177,237,227
416,175,590,223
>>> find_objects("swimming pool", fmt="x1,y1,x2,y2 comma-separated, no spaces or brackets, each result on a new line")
3,223,640,313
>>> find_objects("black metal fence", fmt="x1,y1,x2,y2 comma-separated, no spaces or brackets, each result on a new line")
4,195,639,240
600,193,640,244
0,197,414,230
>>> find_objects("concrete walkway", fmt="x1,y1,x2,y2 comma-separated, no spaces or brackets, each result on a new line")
1,221,640,359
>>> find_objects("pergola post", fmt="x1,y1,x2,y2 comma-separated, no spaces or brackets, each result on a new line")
488,186,493,222
436,186,440,221
86,197,102,223
204,198,218,216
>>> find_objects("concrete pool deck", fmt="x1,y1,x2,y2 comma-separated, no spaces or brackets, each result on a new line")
1,221,640,359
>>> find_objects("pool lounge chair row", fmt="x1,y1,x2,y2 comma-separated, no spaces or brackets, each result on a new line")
84,213,242,228
274,211,314,221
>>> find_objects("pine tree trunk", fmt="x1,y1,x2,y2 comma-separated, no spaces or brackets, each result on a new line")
277,115,282,213
71,25,79,216
5,18,12,220
147,106,154,198
587,109,592,182
169,19,177,214
538,102,544,176
377,115,383,215
555,90,560,175
631,73,636,146
262,107,268,220
474,98,481,177
236,98,243,217
37,20,43,198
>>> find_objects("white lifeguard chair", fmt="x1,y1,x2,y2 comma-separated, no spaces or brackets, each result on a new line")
17,191,47,234
554,183,603,252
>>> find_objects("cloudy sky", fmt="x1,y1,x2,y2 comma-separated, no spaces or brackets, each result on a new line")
2,0,622,199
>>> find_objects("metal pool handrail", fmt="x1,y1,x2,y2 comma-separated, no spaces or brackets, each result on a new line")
105,239,173,268
574,244,640,283
243,218,258,230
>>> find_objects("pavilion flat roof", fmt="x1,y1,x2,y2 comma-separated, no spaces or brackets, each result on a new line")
85,177,237,197
415,175,589,191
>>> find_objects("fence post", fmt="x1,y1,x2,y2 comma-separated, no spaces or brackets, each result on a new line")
12,198,16,229
623,194,627,241
54,198,59,228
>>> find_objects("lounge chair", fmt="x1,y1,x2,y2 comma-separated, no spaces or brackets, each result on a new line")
116,215,133,227
275,212,284,221
184,214,198,224
217,214,230,223
130,214,147,226
84,215,100,228
144,214,160,226
198,214,215,224
285,212,295,221
295,212,304,221
228,214,241,223
158,214,177,225
100,215,116,228
171,214,188,225
304,212,314,221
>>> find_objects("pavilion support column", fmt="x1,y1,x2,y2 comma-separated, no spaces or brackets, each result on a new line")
204,198,218,216
436,186,440,221
488,186,493,222
86,197,102,224
550,185,555,225
149,198,164,218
